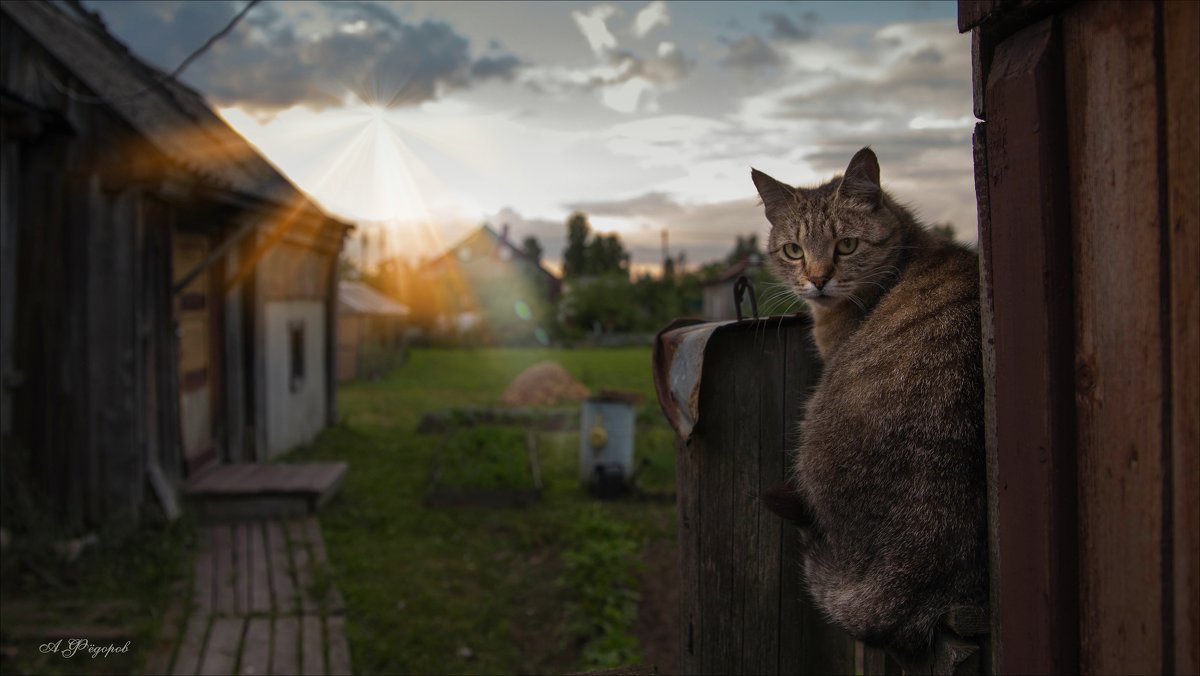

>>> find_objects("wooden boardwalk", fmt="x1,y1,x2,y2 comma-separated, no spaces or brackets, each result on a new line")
145,518,351,676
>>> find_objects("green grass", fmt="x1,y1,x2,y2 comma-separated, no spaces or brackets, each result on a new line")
0,516,193,676
289,347,677,675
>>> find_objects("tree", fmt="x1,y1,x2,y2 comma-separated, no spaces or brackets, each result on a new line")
585,233,630,276
726,234,761,265
563,212,590,278
521,235,544,263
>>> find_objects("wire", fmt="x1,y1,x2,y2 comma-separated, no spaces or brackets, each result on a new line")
42,0,262,105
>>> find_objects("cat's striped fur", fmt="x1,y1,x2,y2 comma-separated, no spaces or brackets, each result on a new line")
753,148,987,666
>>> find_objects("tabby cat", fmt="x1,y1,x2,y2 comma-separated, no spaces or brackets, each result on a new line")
753,148,987,671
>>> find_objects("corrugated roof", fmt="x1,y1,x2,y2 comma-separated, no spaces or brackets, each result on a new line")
339,281,410,317
1,1,333,221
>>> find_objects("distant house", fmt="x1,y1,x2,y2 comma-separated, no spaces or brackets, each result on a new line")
702,256,761,321
421,224,561,344
337,281,410,382
0,1,351,532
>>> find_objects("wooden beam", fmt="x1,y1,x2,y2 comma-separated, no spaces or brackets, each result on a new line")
1163,2,1200,673
1063,2,1163,672
982,16,1078,675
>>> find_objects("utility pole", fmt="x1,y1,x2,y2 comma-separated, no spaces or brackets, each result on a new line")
661,229,669,276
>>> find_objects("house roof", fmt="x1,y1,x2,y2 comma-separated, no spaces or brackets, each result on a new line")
339,281,410,317
0,1,338,225
425,224,562,286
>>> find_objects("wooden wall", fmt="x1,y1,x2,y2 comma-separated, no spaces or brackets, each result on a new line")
963,1,1198,672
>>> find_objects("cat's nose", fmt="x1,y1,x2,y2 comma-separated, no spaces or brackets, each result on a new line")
810,276,829,289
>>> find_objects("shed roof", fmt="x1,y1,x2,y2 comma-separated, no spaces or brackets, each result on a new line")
339,281,410,317
0,1,333,223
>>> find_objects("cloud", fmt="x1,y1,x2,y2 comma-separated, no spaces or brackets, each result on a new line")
520,38,693,114
572,4,620,56
564,191,683,219
763,12,813,42
86,0,524,113
722,35,784,73
632,1,670,39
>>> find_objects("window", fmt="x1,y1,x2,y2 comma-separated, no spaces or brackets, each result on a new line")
289,321,305,392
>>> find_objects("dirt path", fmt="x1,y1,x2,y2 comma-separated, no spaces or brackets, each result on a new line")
635,538,680,674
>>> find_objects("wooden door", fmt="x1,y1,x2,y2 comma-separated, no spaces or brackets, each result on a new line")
173,231,215,472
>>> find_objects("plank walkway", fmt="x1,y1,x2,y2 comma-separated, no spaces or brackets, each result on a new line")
145,518,351,676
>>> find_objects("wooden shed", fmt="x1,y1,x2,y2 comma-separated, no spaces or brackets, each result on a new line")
964,1,1197,673
337,280,410,382
0,1,351,533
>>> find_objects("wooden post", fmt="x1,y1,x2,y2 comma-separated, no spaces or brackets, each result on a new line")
1164,3,1200,672
667,317,853,675
978,16,1079,675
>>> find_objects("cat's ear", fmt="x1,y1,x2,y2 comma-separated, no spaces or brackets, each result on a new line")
761,480,813,526
751,168,797,215
837,147,882,209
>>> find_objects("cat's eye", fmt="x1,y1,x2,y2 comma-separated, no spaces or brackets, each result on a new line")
782,242,804,260
836,237,859,255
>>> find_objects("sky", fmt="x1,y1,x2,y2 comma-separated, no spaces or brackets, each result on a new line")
84,0,974,275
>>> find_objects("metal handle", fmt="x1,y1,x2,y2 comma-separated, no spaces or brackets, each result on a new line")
733,275,759,321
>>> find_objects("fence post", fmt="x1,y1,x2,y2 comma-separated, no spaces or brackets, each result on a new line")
657,316,854,675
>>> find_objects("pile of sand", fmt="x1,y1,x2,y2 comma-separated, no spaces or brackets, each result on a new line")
499,361,590,407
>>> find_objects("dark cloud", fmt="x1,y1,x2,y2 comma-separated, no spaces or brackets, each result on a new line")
801,131,969,175
471,54,524,81
563,192,683,219
722,35,783,72
763,12,813,42
85,0,525,112
910,46,943,64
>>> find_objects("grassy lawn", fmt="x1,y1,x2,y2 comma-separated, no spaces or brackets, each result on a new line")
0,515,193,676
289,346,678,675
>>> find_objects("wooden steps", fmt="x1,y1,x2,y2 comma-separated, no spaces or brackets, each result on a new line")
184,463,348,521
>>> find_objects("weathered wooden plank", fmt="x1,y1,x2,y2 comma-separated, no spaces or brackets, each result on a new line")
300,615,324,676
677,438,700,673
235,521,253,615
172,615,210,676
266,520,298,615
695,330,737,675
270,616,300,676
286,519,316,615
325,615,352,676
778,329,806,676
983,16,1078,676
1164,3,1200,673
958,0,1003,33
744,328,785,676
213,524,237,617
248,521,272,615
972,120,1001,676
240,617,272,676
194,527,216,616
199,617,244,676
862,646,902,676
1062,3,1163,673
